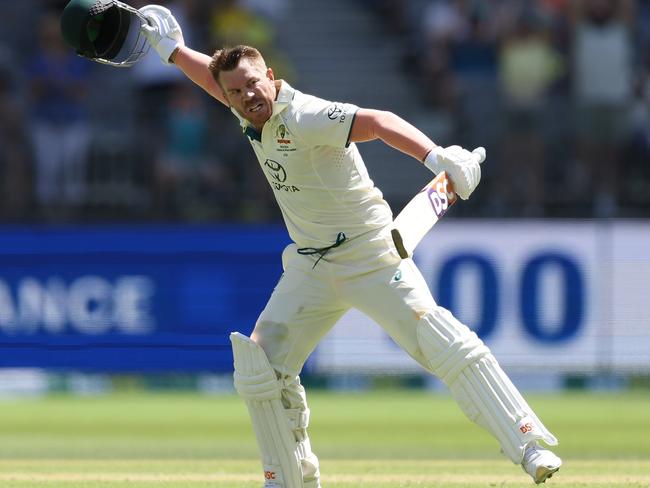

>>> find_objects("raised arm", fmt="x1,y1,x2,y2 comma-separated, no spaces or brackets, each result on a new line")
139,5,227,106
170,46,227,106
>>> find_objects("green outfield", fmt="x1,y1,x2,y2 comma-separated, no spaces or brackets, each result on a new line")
0,390,648,487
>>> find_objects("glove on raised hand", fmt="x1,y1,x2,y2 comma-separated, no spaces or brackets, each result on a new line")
424,145,484,200
139,4,184,64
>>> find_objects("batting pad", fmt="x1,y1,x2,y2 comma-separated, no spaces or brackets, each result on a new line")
231,332,304,488
417,308,558,464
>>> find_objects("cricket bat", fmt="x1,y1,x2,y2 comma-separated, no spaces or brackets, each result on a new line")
391,147,485,259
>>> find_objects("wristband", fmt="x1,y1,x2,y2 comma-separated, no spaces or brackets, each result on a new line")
158,37,180,64
423,145,444,174
169,46,181,64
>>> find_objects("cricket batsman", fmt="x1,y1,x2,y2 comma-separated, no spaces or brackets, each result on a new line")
60,1,562,485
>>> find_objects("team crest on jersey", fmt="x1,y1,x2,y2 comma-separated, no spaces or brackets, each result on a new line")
276,124,292,145
275,123,296,154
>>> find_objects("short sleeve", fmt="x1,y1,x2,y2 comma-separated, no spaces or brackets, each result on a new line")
294,98,359,148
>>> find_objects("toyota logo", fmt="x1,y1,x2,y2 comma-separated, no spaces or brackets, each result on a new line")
327,104,342,120
264,159,287,182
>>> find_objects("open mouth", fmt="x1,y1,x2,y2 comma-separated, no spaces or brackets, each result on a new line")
248,103,264,113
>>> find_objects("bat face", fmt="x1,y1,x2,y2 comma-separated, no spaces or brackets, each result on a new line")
391,146,484,259
421,172,457,218
391,171,458,259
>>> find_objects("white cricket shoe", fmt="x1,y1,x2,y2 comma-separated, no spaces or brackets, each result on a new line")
521,442,562,484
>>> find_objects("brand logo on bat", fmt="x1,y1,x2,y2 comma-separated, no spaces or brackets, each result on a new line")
264,470,276,480
425,175,455,217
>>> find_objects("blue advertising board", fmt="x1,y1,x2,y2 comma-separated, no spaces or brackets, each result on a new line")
312,220,650,375
0,225,290,372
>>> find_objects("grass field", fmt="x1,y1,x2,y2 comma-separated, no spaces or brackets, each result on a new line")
0,390,648,487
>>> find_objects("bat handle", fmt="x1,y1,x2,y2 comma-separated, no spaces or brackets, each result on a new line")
472,147,486,164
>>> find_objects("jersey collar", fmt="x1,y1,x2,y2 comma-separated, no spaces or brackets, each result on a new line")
233,80,295,141
272,80,294,116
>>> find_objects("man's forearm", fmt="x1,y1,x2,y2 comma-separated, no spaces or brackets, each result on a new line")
349,109,436,162
172,46,227,105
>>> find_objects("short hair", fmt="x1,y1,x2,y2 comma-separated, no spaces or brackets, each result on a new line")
209,45,266,85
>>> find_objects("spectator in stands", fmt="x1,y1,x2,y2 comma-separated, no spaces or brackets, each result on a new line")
0,50,32,220
356,0,410,36
27,11,92,218
130,0,190,139
209,0,295,83
153,83,237,220
496,4,564,216
624,50,650,212
240,0,290,25
427,1,500,215
416,0,467,111
569,0,635,217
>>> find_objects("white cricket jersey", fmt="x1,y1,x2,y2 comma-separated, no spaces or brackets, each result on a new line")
231,81,393,248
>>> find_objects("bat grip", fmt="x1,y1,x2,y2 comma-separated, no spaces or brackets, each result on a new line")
472,147,486,164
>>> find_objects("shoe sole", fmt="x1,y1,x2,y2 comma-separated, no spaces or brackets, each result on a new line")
535,464,561,484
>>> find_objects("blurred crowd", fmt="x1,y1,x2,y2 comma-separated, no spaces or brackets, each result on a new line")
0,0,649,223
365,0,650,217
0,0,291,223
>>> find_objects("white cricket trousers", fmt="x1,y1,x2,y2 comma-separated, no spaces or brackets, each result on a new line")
252,227,435,378
251,226,435,487
250,226,557,486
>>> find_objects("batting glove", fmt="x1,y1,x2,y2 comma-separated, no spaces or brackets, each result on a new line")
424,145,484,200
139,4,184,64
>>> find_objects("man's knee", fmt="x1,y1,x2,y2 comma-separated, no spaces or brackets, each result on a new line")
250,320,294,372
416,306,491,385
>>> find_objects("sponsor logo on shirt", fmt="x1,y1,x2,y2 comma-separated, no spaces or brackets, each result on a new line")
327,103,348,124
327,104,343,119
264,159,287,182
264,159,300,193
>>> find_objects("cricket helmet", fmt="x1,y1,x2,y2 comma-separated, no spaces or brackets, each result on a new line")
60,0,150,67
